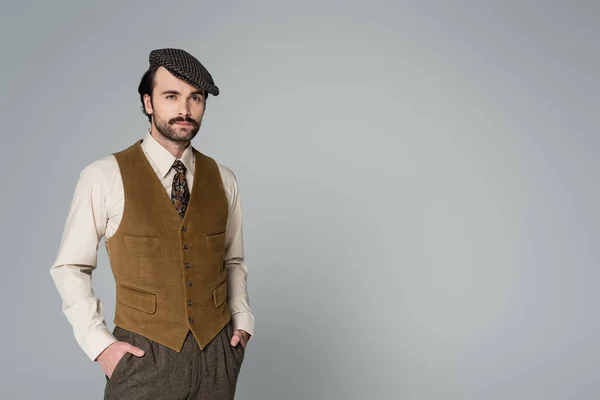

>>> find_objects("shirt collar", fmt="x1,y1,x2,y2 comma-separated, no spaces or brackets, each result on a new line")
141,129,195,178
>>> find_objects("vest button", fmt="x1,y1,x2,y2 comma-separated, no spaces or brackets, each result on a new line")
186,281,193,287
187,300,193,306
185,263,191,269
183,243,189,250
181,225,187,232
188,317,195,324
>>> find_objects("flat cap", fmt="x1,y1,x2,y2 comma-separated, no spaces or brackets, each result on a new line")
149,48,219,96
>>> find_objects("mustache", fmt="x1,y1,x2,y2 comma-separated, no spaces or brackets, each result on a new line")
169,117,198,126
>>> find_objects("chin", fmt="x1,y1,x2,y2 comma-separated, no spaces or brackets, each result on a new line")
171,128,193,138
180,132,198,142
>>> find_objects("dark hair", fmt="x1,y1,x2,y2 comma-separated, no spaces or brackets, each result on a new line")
137,66,159,122
137,67,209,122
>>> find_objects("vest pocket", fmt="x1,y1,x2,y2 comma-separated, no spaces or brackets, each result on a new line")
206,232,226,270
206,232,226,246
212,279,227,308
117,283,157,314
124,235,160,256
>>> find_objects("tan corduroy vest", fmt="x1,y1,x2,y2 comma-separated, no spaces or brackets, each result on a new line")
104,139,230,352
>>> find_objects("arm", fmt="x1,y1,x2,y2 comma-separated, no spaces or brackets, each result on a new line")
49,162,117,362
221,166,255,343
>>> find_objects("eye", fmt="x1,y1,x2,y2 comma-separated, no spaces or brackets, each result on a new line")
166,95,176,100
191,95,202,102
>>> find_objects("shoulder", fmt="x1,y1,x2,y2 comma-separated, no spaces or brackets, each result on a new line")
216,162,237,183
193,149,240,196
216,162,239,195
77,154,121,187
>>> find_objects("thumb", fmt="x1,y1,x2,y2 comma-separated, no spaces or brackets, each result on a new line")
230,332,239,346
126,343,145,357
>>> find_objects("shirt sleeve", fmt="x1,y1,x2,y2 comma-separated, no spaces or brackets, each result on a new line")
49,161,118,362
220,165,255,339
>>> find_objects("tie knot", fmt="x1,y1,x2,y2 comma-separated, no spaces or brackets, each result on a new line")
172,160,186,174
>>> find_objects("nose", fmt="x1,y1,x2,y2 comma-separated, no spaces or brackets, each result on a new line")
178,100,191,117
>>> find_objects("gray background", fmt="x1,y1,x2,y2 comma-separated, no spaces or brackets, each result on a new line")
0,0,598,399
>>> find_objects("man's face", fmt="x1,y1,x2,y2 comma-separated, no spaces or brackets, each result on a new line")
144,67,206,143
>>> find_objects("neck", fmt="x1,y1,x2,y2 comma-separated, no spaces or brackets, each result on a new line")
149,127,189,159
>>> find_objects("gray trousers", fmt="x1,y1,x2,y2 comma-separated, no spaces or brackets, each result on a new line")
104,321,245,400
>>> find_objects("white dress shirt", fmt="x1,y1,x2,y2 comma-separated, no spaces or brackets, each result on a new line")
50,131,254,362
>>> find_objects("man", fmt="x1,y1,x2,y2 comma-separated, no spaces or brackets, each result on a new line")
50,48,254,399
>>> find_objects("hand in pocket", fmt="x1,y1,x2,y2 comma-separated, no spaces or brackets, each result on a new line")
97,341,145,379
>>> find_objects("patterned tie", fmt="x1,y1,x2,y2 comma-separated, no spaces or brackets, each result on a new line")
171,160,190,218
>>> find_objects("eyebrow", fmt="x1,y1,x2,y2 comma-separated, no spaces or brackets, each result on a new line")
160,90,205,96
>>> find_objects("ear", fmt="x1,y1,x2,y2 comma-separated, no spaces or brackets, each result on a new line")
143,94,153,115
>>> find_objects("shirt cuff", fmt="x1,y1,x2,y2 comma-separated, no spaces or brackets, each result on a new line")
82,326,118,362
231,312,255,340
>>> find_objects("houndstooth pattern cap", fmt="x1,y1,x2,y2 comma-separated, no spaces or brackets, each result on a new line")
149,48,220,96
